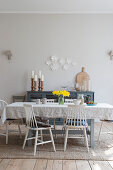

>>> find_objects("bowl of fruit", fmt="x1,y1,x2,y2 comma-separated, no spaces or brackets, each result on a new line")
86,101,97,106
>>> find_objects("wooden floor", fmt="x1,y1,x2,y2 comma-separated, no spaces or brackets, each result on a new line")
1,159,113,170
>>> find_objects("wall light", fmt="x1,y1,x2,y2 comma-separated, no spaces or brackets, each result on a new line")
4,50,12,60
109,51,113,60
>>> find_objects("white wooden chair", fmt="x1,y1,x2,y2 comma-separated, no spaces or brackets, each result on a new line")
46,99,56,130
64,105,89,152
98,120,113,142
65,99,74,103
0,100,22,144
47,99,56,103
23,104,56,156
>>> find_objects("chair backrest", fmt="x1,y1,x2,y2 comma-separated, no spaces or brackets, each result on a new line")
0,100,7,113
66,105,86,127
65,99,73,103
24,104,37,128
0,100,8,123
46,99,55,103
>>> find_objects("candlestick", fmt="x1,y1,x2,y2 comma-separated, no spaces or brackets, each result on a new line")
31,71,35,79
31,78,34,91
34,75,37,81
38,70,41,79
38,78,41,91
34,81,37,91
41,74,44,81
41,81,44,91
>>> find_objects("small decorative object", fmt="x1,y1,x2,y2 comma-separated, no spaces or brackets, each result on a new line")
36,99,41,104
76,67,90,91
34,75,37,91
42,98,47,104
73,99,81,105
41,74,44,91
109,51,113,60
77,94,84,105
87,101,97,106
38,70,41,91
52,90,70,105
31,71,35,91
75,83,80,91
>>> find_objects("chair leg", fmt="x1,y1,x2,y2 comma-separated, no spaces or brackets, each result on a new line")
64,128,68,151
23,129,29,149
18,124,22,139
98,121,103,142
49,128,56,152
6,121,8,144
84,128,89,152
34,130,38,156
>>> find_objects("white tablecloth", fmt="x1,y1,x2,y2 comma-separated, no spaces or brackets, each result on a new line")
5,102,113,120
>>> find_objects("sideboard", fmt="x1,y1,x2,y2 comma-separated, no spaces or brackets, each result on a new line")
27,91,94,103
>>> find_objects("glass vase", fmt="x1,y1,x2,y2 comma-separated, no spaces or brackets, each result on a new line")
58,96,64,105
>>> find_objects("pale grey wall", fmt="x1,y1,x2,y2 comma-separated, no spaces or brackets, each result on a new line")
0,14,113,104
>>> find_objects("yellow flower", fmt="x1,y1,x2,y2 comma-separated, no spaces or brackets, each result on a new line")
52,90,70,97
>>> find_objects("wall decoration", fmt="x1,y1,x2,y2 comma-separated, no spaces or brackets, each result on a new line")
46,56,77,71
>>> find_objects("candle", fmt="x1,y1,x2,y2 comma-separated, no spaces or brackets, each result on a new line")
38,70,41,79
31,71,35,79
34,75,37,81
41,74,44,81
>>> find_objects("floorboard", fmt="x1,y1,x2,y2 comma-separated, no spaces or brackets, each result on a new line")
5,159,36,170
46,160,53,170
53,160,62,170
0,159,11,170
89,161,113,170
76,160,91,170
34,159,47,170
63,160,76,170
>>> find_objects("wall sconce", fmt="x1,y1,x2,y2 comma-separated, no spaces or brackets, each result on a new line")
4,50,12,60
109,51,113,60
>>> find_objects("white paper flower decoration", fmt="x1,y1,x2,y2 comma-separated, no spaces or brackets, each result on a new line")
50,63,59,71
46,60,51,66
63,64,69,70
50,56,57,63
72,62,77,66
59,58,65,65
46,56,77,71
66,58,71,65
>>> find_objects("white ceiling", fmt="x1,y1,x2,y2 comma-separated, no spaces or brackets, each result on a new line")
0,0,113,13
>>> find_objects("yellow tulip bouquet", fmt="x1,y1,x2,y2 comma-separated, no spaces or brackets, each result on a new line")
52,90,70,104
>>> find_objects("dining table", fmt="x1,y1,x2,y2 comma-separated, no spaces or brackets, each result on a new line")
5,102,113,149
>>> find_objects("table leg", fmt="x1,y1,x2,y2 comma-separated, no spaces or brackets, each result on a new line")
90,119,94,149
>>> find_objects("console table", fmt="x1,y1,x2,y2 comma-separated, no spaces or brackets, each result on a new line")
27,91,94,102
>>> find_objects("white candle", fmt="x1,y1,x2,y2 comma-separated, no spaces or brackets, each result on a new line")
38,70,41,79
34,75,37,81
41,74,44,81
31,71,35,78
